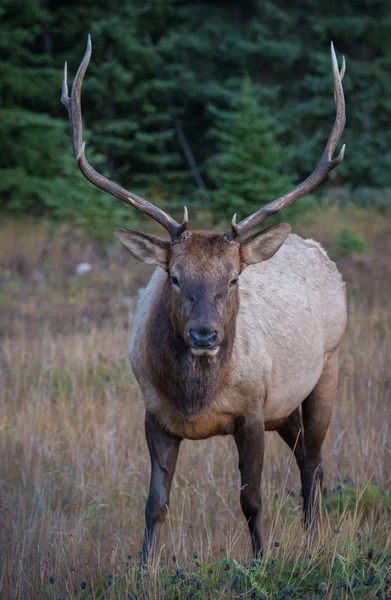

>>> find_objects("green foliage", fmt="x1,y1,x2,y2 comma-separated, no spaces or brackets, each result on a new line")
1,0,390,236
0,0,131,237
46,367,73,400
324,484,391,519
331,226,367,258
38,543,391,599
206,77,297,222
0,108,130,237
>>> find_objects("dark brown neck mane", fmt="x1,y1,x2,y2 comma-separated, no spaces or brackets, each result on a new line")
147,282,237,420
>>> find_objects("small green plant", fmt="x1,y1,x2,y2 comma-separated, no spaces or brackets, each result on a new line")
331,226,367,258
47,366,73,400
324,483,391,520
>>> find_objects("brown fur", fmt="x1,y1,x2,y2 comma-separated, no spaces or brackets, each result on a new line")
146,276,238,419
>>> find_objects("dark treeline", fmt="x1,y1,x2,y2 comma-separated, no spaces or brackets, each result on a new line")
1,0,390,235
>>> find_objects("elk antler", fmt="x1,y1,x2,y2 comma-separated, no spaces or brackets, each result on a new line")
61,35,188,242
223,42,346,241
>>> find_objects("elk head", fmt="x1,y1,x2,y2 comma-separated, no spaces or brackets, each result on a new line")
62,36,346,356
115,224,291,356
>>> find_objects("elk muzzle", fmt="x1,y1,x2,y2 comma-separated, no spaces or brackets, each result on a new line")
184,301,223,357
189,327,218,349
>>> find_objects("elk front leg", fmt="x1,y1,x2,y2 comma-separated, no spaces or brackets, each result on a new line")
141,411,181,562
234,414,265,557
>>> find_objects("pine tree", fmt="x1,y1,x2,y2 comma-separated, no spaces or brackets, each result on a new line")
0,0,130,237
56,0,195,212
0,0,60,214
205,78,298,223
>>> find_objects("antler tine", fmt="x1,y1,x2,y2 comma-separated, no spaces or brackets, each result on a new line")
339,55,346,82
178,206,189,235
61,35,187,243
224,42,346,241
327,42,346,161
231,213,239,237
61,61,70,111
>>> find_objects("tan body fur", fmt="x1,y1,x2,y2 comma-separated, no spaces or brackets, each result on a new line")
129,233,347,440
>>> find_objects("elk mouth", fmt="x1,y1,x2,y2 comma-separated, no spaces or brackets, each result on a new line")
190,346,220,357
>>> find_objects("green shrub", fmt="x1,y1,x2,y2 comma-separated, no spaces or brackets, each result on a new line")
331,226,367,259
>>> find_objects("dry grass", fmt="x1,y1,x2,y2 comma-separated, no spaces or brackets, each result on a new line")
0,209,390,599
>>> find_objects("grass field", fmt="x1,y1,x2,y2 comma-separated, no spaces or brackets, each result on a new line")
0,206,390,599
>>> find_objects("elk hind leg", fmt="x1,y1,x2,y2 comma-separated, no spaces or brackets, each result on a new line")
277,351,339,532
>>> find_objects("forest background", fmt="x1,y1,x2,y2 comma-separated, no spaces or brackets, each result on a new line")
1,0,390,235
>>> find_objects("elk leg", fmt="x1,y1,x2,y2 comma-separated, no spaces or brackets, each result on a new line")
141,411,181,562
234,414,265,557
276,408,306,460
277,351,339,531
300,351,338,530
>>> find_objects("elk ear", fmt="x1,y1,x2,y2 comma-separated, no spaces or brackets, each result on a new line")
240,223,291,268
115,229,170,269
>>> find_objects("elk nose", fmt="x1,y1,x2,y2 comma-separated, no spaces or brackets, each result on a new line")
189,328,217,349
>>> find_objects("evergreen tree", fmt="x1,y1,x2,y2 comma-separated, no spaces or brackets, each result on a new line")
74,1,192,204
205,78,297,222
0,0,129,236
0,0,59,214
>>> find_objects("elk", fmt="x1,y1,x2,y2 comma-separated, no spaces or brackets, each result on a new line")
62,36,347,558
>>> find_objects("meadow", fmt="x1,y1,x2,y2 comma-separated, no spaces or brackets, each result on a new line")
0,205,390,599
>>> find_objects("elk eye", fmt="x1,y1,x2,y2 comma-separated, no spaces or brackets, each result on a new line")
171,275,180,286
230,277,239,288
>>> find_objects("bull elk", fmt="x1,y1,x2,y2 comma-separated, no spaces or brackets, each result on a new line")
62,36,347,558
